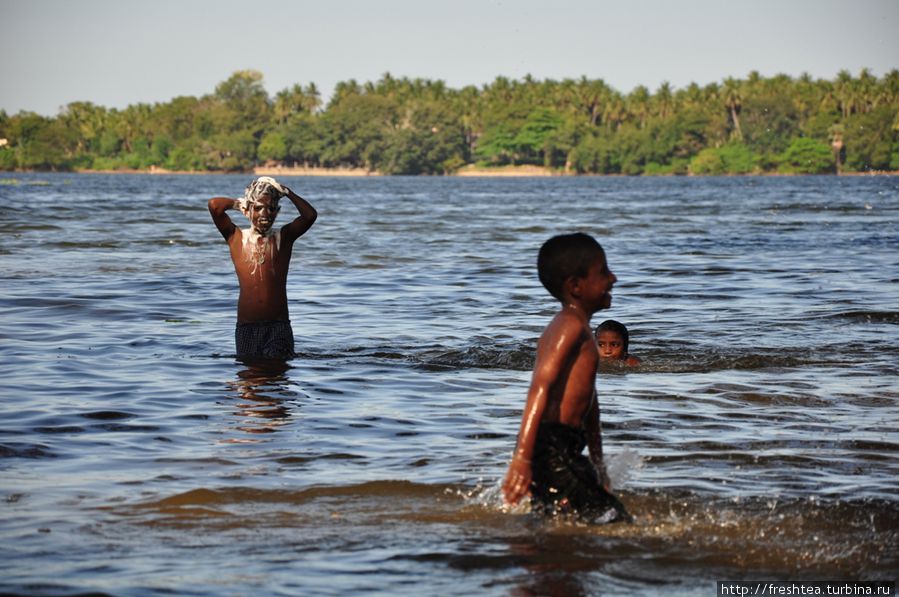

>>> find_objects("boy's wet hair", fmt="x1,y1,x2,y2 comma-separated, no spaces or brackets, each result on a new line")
537,233,605,301
244,178,282,205
595,319,629,353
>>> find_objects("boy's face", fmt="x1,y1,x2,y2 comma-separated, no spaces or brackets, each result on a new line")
596,330,625,360
579,253,617,312
248,194,280,234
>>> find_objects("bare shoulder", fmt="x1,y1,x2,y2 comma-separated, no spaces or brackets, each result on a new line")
539,308,589,352
230,226,245,242
544,307,581,334
226,227,247,250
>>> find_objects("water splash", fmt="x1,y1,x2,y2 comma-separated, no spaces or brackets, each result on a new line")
454,478,533,515
606,448,646,490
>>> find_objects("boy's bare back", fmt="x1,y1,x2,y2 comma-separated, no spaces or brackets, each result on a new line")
530,306,600,427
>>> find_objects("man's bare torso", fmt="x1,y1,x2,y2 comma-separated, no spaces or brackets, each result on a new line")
228,228,293,323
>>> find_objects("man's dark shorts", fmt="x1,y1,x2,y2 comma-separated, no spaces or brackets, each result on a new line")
235,320,295,360
530,422,632,523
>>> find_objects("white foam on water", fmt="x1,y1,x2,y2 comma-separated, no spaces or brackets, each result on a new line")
605,448,646,490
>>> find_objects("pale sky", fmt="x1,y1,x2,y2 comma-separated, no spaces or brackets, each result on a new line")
2,0,897,116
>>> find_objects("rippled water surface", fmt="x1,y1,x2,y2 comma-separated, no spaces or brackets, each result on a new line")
1,173,897,595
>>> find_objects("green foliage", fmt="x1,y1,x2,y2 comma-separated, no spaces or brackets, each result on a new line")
842,106,896,171
689,143,759,175
257,131,288,162
203,131,257,171
90,156,125,170
513,108,563,164
690,148,726,175
890,148,899,171
379,100,467,174
1,69,897,175
475,123,518,165
717,143,760,173
272,83,321,125
213,70,271,134
0,147,16,170
742,93,800,159
570,133,618,174
7,112,75,170
97,129,122,157
317,93,397,169
282,113,323,167
778,137,835,174
166,141,203,171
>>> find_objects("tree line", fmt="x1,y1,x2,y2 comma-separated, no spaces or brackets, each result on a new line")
1,68,897,175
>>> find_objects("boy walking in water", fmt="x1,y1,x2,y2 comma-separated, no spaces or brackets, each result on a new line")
208,176,317,360
503,233,631,523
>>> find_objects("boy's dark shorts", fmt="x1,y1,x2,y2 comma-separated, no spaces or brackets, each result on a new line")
530,422,632,524
235,320,295,360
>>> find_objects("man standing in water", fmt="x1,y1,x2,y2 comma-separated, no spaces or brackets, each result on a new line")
208,176,317,360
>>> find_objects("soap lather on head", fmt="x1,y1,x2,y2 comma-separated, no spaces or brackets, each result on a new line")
240,177,287,225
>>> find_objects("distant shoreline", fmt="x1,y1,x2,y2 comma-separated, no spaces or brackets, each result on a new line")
9,165,898,177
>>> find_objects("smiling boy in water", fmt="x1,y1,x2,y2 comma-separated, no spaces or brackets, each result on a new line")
503,233,631,523
208,176,317,360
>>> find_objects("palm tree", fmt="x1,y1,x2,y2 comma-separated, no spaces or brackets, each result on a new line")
793,72,818,118
856,68,876,112
722,78,743,141
116,103,152,152
835,70,854,118
274,83,322,124
568,76,610,126
328,80,361,109
653,81,674,120
829,123,845,175
602,91,627,131
61,101,106,155
678,82,705,110
880,70,899,108
628,85,651,128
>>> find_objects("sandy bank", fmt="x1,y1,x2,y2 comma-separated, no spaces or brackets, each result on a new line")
253,165,378,177
454,164,558,177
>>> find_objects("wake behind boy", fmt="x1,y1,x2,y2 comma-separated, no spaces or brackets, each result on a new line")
502,233,631,523
208,176,317,360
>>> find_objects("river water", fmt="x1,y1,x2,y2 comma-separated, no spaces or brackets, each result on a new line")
1,173,897,595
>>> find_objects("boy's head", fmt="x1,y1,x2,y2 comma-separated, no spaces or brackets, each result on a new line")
242,177,285,234
595,319,629,360
537,233,607,302
246,195,280,235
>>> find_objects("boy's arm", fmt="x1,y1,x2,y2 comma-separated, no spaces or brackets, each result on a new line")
208,197,241,240
585,392,611,490
279,185,318,243
502,313,581,505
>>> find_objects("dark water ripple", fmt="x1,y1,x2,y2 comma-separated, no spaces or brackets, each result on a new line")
1,173,898,594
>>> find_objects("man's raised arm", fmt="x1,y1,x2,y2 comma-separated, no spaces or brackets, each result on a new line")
280,186,318,243
208,197,241,240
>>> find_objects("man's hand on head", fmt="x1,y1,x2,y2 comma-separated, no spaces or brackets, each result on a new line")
256,176,288,198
